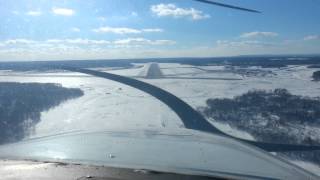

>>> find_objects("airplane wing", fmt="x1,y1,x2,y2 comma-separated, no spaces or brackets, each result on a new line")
0,129,318,179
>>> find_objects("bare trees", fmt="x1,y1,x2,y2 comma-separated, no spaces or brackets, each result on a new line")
312,71,320,81
0,83,83,144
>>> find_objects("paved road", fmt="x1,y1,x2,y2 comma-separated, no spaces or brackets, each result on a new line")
65,66,223,134
62,67,320,152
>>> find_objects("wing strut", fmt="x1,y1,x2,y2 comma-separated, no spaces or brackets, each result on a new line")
193,0,261,13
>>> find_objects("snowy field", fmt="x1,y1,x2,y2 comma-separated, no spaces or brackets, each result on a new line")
107,63,320,175
106,63,320,107
0,70,182,137
107,63,320,138
1,62,320,175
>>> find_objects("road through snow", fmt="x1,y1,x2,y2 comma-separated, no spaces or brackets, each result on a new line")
62,66,320,152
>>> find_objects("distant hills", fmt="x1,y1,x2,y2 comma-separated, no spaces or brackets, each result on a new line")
0,55,320,71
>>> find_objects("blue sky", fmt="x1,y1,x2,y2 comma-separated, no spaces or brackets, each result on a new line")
0,0,319,61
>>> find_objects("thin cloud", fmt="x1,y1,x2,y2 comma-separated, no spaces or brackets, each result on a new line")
142,28,164,32
71,27,81,32
52,7,75,16
12,11,20,15
240,31,279,38
151,3,210,20
26,10,42,16
1,38,174,46
97,16,107,21
46,39,110,45
5,39,37,44
93,27,164,34
216,40,277,47
151,40,176,45
131,12,138,17
92,27,141,34
114,38,175,45
304,35,319,41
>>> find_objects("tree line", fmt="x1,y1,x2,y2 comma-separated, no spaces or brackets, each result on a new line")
199,89,320,165
0,82,83,144
313,71,320,81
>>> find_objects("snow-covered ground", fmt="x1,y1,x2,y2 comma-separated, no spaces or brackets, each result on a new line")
138,64,320,107
1,63,320,175
102,63,320,141
0,70,182,137
107,63,320,175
